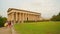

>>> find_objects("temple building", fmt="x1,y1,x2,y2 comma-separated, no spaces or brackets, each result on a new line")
7,8,41,23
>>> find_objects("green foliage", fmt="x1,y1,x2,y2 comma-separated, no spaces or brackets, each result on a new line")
0,16,7,27
51,12,60,21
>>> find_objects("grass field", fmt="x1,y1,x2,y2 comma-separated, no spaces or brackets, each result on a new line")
14,21,60,34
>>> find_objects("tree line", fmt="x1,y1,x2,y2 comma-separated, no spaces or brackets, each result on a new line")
51,12,60,21
0,16,7,27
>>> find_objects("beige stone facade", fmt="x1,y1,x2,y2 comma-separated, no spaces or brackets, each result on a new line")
7,8,41,23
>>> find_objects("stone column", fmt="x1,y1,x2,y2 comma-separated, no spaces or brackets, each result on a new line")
24,13,27,21
16,12,18,23
11,13,14,21
11,12,15,24
13,12,16,23
21,13,24,23
18,13,19,23
19,13,21,23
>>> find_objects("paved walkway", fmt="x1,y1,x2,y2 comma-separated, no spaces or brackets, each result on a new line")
0,27,12,34
11,26,18,34
0,27,18,34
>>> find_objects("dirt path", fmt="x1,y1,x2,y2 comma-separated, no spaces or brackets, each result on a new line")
0,27,12,34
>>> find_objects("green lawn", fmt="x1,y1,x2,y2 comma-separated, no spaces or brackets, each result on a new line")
14,21,60,34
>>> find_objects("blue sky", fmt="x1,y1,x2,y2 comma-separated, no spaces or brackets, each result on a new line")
0,0,60,18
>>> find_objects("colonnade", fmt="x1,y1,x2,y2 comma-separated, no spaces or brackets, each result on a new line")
8,12,40,23
13,12,25,23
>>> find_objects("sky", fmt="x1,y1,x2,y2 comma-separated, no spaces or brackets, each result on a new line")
0,0,60,18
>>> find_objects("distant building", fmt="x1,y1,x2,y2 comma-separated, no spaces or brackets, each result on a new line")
7,8,41,23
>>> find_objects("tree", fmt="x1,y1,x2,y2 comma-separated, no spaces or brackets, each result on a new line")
0,16,7,27
51,15,57,21
2,17,7,23
51,12,60,21
58,12,60,15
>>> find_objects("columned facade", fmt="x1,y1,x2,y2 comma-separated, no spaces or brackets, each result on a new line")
7,8,41,23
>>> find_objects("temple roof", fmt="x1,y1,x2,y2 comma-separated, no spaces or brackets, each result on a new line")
7,8,41,15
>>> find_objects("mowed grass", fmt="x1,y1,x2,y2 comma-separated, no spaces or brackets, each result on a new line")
14,21,60,34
